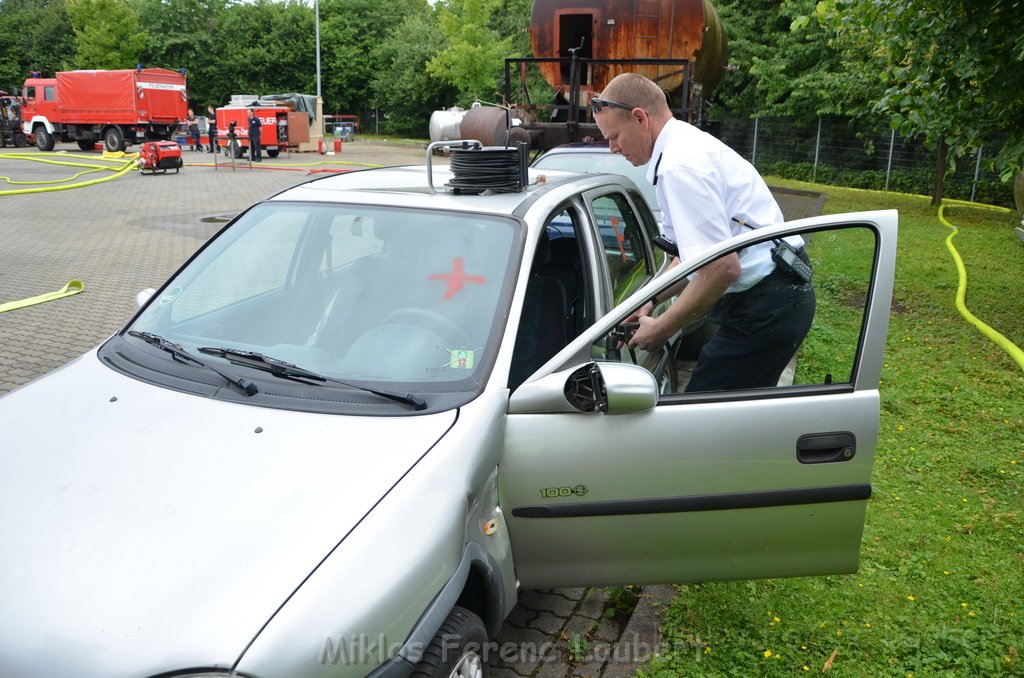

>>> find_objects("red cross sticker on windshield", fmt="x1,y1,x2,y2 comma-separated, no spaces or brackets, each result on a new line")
428,257,487,300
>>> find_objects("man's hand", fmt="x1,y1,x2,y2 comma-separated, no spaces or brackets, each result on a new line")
628,314,672,351
625,300,656,324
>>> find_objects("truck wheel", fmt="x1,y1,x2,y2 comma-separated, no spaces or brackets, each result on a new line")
35,126,55,152
76,140,95,151
412,606,487,678
103,127,125,153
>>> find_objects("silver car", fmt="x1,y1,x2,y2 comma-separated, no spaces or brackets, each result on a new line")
0,145,897,678
532,142,662,226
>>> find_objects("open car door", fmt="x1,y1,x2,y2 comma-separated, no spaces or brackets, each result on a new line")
500,210,897,588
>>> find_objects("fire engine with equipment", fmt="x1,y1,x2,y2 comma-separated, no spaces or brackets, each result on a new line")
19,68,188,153
136,140,183,175
0,92,28,148
215,104,289,159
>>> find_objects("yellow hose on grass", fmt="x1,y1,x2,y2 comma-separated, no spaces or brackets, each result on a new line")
938,203,1024,372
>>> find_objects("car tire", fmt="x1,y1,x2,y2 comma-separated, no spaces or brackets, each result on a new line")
76,140,94,151
412,606,488,678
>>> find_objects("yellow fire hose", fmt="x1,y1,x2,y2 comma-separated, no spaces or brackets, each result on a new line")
0,151,137,195
0,280,84,314
938,202,1024,373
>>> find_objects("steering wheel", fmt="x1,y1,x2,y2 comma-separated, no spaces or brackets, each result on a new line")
382,307,472,347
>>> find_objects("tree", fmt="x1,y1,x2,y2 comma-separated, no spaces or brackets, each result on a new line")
210,1,315,102
371,9,459,136
134,0,226,106
0,0,76,87
712,0,872,121
822,0,1024,204
427,0,514,105
317,0,425,117
65,0,147,69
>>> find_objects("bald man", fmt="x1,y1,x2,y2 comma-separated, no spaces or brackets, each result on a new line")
593,73,815,392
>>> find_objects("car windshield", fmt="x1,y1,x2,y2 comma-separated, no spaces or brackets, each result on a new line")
128,201,520,390
533,151,660,217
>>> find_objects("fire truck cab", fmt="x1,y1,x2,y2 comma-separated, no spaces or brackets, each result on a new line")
216,105,289,159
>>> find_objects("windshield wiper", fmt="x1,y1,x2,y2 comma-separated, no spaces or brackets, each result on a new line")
197,346,428,411
127,331,259,396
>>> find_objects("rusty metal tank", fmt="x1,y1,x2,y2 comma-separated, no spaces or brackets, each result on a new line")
530,0,728,97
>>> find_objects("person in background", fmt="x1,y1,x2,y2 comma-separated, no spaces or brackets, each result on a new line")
592,72,815,393
187,109,201,152
207,105,218,154
248,109,262,162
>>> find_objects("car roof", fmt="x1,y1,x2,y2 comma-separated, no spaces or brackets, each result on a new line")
267,162,637,217
533,142,613,155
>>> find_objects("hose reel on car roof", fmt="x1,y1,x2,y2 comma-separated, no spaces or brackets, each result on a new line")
426,140,529,195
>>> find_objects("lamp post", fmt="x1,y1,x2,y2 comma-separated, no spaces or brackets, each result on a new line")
315,0,322,99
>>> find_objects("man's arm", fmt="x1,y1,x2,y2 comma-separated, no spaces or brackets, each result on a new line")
628,252,740,351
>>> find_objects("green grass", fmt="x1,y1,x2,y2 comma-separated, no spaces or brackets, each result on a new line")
639,182,1024,677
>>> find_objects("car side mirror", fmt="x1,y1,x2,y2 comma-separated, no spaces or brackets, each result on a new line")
134,288,155,309
509,362,658,415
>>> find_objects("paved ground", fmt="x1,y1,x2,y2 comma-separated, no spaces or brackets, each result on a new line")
0,140,677,677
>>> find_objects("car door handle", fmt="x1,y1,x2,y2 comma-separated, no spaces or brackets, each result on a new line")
797,432,856,464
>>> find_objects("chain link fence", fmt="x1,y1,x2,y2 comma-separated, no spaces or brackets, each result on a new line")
713,113,1013,207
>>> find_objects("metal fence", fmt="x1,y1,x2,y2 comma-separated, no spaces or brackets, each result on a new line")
714,113,1013,206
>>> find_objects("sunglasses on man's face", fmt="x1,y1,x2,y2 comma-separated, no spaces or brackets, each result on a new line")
591,98,635,114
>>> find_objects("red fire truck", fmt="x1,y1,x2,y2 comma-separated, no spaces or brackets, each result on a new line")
20,68,187,152
215,105,289,159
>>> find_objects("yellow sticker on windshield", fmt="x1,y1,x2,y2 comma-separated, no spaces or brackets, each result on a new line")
449,349,475,369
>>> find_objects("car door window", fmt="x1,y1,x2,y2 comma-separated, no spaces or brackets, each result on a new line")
509,205,592,389
590,193,653,305
591,223,878,396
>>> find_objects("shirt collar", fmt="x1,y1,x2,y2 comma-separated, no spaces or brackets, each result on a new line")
646,117,684,186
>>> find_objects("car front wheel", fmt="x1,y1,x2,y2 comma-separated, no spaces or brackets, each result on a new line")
412,606,487,678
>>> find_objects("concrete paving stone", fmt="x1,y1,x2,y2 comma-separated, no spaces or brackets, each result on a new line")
515,590,579,618
563,615,600,639
491,626,559,674
504,604,539,628
489,668,526,678
528,610,569,635
592,617,623,644
569,659,605,678
574,588,610,620
534,660,571,678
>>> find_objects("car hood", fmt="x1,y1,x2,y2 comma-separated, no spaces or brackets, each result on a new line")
0,352,457,678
